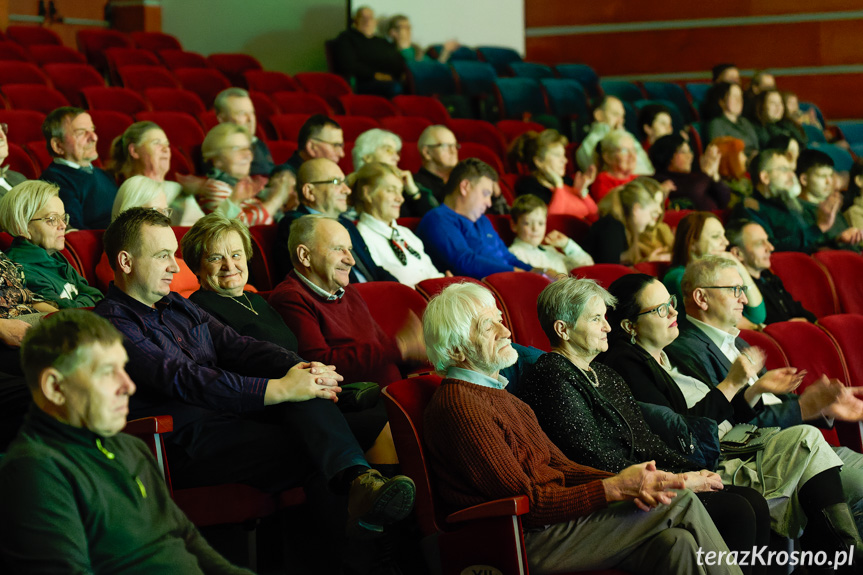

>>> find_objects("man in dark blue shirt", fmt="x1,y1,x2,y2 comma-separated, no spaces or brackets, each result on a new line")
94,208,415,538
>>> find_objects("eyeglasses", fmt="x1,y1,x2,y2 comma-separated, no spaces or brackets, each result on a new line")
426,143,460,150
309,177,346,186
701,285,749,298
223,145,252,154
150,207,173,218
637,295,677,318
30,213,70,227
310,137,345,150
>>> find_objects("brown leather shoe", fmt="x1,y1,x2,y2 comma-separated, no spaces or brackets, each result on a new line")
347,469,415,538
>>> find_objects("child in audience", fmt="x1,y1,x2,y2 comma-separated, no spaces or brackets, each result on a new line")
508,194,593,276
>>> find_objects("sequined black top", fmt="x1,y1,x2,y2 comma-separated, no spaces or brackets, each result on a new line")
517,352,698,473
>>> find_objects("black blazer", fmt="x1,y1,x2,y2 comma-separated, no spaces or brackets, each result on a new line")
665,322,810,429
273,205,398,285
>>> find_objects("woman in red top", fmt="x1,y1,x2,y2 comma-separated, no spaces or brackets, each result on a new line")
511,129,598,222
589,130,639,202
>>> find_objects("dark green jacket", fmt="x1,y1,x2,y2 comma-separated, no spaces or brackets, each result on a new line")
0,406,252,574
5,237,102,308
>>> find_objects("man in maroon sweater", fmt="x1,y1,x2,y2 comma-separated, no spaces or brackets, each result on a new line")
421,283,740,575
269,214,426,385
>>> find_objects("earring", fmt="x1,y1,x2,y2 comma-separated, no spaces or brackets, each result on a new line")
630,331,637,345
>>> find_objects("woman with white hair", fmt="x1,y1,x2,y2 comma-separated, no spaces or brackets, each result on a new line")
350,162,444,287
0,181,102,308
198,123,289,225
94,176,199,295
352,128,438,217
589,130,640,202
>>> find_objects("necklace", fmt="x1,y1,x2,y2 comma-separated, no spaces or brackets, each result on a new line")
221,292,258,316
576,365,599,387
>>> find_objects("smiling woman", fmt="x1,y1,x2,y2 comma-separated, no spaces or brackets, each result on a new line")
351,162,443,287
0,181,103,309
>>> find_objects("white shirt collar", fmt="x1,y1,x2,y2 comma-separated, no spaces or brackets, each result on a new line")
53,158,91,170
358,212,395,236
295,270,345,301
446,366,509,390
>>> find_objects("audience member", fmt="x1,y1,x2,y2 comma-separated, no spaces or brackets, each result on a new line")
704,83,759,157
274,158,397,283
40,107,118,230
750,89,807,148
712,136,751,199
0,123,25,199
385,14,459,63
576,96,653,175
782,90,823,132
711,63,741,85
604,270,863,555
585,180,660,264
277,114,345,174
269,214,426,386
638,103,675,148
94,176,199,295
508,194,593,275
738,149,844,252
94,207,416,537
414,125,459,203
351,162,444,286
725,219,815,323
333,6,404,97
198,123,288,225
510,129,598,221
742,70,776,119
519,277,770,575
416,158,532,278
662,212,765,328
181,213,394,465
214,87,274,178
421,282,741,575
352,128,437,217
588,130,642,202
649,135,730,210
843,160,863,228
797,149,862,249
664,256,863,538
0,310,255,574
0,181,102,308
107,121,205,226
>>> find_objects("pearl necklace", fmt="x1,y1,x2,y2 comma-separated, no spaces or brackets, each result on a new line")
576,365,599,387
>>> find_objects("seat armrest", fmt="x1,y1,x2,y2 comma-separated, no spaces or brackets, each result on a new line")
123,415,174,435
446,495,529,523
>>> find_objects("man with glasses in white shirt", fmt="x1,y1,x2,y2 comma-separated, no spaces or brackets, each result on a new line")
39,107,118,230
667,255,863,538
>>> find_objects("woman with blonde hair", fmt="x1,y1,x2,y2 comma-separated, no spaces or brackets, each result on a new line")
199,123,289,225
588,130,640,202
350,162,444,286
585,179,661,264
0,181,102,308
510,129,598,221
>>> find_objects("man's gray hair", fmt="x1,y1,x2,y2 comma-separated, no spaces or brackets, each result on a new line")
213,87,251,116
287,214,337,269
423,282,498,374
681,255,738,305
352,129,402,171
537,277,617,346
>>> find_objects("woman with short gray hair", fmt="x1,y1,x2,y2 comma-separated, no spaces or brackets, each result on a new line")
519,276,771,573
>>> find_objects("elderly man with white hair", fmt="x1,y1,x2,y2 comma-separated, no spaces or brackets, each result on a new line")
352,128,437,217
421,282,741,575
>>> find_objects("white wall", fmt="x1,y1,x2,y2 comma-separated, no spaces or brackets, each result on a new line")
160,0,525,74
367,0,525,55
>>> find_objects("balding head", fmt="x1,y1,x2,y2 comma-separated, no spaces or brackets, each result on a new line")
289,215,355,294
418,125,459,178
297,158,349,217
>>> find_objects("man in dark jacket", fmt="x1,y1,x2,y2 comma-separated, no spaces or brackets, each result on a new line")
333,6,404,97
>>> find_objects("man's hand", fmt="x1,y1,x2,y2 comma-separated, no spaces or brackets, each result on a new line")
543,230,570,249
838,227,863,245
680,470,724,493
821,382,863,421
395,311,427,363
264,361,343,405
748,367,804,395
0,318,30,348
816,192,842,232
726,347,766,387
798,375,844,420
602,461,683,511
